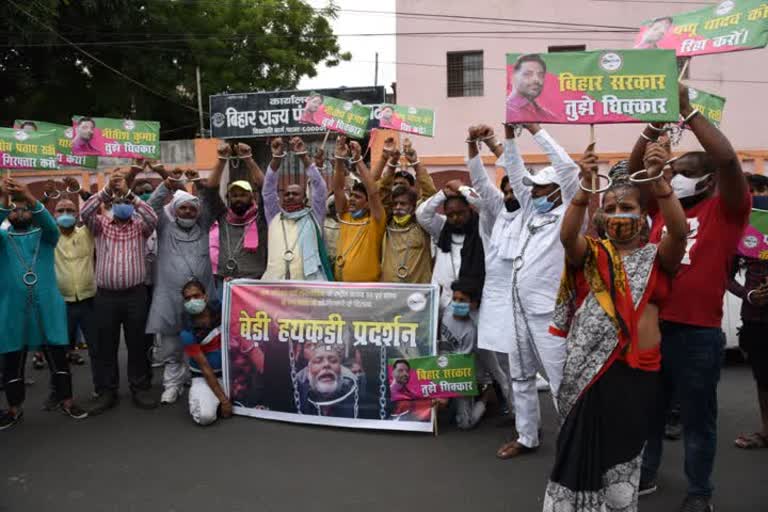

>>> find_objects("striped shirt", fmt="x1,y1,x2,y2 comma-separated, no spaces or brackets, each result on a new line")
81,190,158,290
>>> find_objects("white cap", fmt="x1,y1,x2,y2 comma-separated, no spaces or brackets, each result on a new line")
522,166,559,187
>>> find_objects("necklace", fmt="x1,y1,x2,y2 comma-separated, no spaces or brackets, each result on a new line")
8,230,41,287
386,223,416,280
279,214,310,280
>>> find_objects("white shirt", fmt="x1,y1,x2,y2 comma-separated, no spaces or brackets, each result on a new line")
476,130,579,355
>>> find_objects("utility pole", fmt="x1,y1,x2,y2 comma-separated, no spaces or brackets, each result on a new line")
374,52,379,87
196,65,205,137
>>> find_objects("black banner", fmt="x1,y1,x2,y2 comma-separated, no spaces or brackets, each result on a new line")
209,86,386,139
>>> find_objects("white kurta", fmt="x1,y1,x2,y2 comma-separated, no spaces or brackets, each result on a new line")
476,130,579,377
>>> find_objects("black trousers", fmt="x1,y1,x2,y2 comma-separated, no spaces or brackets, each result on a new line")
93,286,151,393
2,346,72,407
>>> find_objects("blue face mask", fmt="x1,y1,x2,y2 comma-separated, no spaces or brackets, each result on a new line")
753,195,768,210
451,301,471,317
112,203,135,220
531,188,560,214
56,214,77,228
350,208,367,219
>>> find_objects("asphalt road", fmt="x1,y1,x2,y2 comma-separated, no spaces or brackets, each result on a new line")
2,356,766,512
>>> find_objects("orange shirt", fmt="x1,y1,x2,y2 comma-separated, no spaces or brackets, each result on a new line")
334,212,385,282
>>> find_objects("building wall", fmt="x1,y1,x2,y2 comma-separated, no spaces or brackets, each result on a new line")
396,0,768,175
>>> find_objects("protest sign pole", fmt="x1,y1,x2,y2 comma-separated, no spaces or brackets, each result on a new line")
589,124,597,191
678,59,690,81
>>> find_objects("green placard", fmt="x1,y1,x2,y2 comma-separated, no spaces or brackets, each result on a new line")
376,104,435,137
298,92,371,138
687,87,726,127
505,49,679,124
71,116,160,159
635,0,768,56
14,120,98,169
388,353,477,401
0,127,58,170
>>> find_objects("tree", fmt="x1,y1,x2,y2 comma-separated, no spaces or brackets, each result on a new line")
0,0,350,139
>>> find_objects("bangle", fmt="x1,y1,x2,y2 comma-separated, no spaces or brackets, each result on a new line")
271,153,286,159
349,156,363,164
681,109,700,126
639,132,656,142
291,151,308,156
407,160,421,168
647,123,666,133
629,169,664,184
333,154,348,160
386,162,399,168
44,190,61,200
464,138,479,143
570,199,589,207
578,174,612,194
747,290,756,305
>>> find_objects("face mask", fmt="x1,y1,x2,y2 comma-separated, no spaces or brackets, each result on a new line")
176,217,197,229
230,202,251,216
393,214,412,226
752,195,768,210
184,298,207,315
112,203,135,220
531,188,560,214
604,213,643,243
283,202,304,213
504,198,520,213
350,208,367,219
56,214,77,228
138,192,152,202
451,301,471,318
670,173,710,199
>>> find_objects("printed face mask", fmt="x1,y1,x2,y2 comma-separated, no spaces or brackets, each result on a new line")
604,213,643,243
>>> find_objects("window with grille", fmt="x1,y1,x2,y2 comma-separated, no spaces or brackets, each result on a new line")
447,51,483,97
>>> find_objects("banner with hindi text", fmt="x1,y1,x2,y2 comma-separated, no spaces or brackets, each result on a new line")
505,49,679,124
0,127,58,170
70,116,160,159
14,120,98,169
634,0,768,56
374,104,435,137
388,354,477,401
687,87,726,127
223,280,438,432
298,92,372,138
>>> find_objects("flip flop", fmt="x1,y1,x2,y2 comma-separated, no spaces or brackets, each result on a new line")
734,432,768,449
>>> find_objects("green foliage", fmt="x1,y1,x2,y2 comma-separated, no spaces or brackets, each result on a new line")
0,0,350,139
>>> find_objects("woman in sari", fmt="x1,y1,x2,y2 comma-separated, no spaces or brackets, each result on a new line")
543,139,688,511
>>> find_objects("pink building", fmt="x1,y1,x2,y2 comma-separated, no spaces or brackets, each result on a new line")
395,0,768,180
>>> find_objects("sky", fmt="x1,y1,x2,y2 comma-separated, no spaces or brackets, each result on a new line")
297,0,396,92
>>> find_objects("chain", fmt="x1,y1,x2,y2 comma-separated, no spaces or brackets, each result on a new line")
385,224,415,280
353,384,359,419
378,345,387,420
668,123,684,146
287,340,302,414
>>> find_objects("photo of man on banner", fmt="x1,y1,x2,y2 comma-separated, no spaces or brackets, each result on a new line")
506,54,558,122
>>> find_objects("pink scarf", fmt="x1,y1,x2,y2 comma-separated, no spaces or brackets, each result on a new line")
209,204,260,274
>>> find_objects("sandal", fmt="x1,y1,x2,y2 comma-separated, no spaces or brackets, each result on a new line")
496,440,538,459
734,432,768,449
32,352,45,370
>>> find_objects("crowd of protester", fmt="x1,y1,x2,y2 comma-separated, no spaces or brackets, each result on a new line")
1,83,766,512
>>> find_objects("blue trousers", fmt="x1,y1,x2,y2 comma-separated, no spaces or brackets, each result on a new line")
641,321,725,497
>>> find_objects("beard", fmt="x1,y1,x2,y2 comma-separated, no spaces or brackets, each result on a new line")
9,216,32,230
310,371,340,397
230,202,252,216
504,198,520,212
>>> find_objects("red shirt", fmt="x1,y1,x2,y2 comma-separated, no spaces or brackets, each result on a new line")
650,193,750,328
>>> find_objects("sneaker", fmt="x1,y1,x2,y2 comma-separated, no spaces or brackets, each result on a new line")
665,421,682,440
680,495,714,512
59,402,89,420
132,388,159,410
89,390,118,416
0,409,23,431
160,386,181,405
638,478,658,497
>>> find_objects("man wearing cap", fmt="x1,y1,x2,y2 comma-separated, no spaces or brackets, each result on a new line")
202,143,267,286
145,170,215,404
491,123,580,459
262,136,332,281
80,170,159,414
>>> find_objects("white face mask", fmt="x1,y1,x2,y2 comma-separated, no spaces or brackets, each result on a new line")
670,173,710,199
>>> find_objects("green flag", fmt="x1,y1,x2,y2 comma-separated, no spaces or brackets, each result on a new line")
687,87,726,127
0,127,58,170
14,120,98,169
